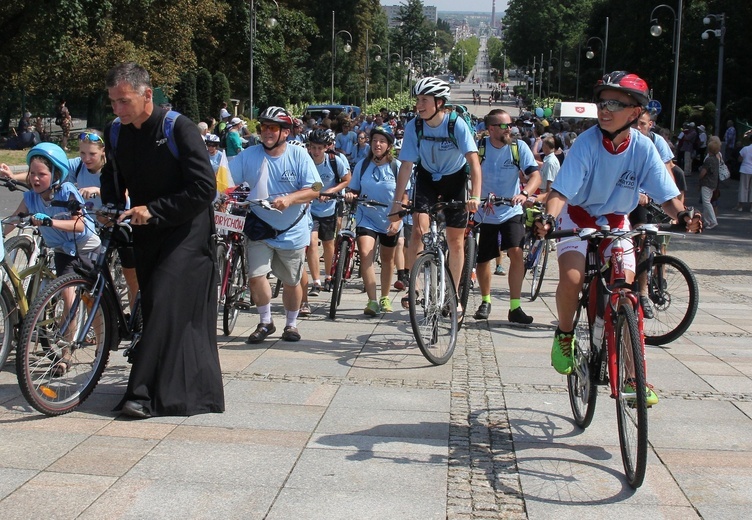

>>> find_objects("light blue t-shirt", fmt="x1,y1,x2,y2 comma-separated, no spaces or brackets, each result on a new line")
335,131,358,159
208,150,224,173
352,143,370,165
650,132,674,164
310,152,349,218
474,138,537,225
398,114,478,178
67,157,103,210
229,143,321,250
23,182,98,256
349,158,403,234
552,126,680,223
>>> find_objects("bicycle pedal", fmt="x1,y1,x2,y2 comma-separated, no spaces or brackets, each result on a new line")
235,301,252,310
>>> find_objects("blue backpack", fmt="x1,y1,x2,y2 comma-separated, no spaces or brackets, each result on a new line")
109,110,181,158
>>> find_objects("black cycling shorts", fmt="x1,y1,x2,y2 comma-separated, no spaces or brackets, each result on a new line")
312,214,337,241
413,165,468,229
476,214,526,264
356,227,399,248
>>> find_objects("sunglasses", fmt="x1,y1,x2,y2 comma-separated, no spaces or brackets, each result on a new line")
78,132,103,142
491,123,512,130
206,142,219,147
596,99,638,112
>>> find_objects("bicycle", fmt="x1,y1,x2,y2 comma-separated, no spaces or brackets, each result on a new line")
456,215,478,327
556,224,656,488
522,203,550,301
323,194,388,320
15,203,142,416
401,200,465,365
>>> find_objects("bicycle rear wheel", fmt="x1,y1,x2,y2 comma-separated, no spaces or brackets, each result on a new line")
16,274,116,416
222,249,245,335
637,255,698,345
328,240,349,320
409,253,458,365
615,301,648,488
568,296,598,428
528,239,549,301
215,239,229,314
0,288,15,372
457,231,477,327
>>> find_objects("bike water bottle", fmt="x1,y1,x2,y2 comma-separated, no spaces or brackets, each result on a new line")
592,315,605,348
611,237,625,282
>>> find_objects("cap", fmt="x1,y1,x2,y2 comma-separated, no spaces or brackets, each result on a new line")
698,125,705,131
230,117,243,126
688,122,696,128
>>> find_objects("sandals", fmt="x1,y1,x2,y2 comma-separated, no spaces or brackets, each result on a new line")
51,348,72,377
401,294,411,309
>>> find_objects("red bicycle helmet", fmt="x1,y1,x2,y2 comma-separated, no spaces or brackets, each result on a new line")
593,71,650,107
258,106,294,129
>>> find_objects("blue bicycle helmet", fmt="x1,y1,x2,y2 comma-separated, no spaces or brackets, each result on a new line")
26,142,70,187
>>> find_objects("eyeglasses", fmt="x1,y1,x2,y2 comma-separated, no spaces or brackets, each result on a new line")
491,123,512,130
358,136,367,140
596,99,638,112
206,143,219,147
259,123,281,132
78,132,103,143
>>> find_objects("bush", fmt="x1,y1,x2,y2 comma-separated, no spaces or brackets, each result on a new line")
195,68,213,121
212,72,231,120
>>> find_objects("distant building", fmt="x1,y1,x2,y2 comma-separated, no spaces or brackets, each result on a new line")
383,5,438,28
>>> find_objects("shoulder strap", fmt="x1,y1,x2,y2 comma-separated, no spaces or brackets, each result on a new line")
510,142,520,168
359,158,369,180
328,152,340,182
390,158,398,178
110,117,121,153
162,110,181,159
478,136,487,164
415,117,423,146
447,111,458,147
74,159,85,181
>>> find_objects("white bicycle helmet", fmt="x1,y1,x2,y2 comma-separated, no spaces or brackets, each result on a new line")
413,77,451,101
258,106,294,128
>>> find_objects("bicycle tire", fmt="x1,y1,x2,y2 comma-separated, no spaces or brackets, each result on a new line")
4,234,36,273
16,274,116,416
568,296,598,428
529,239,549,301
0,288,15,372
636,255,698,345
222,249,244,335
215,240,229,314
615,301,648,489
457,231,477,327
328,240,349,320
409,253,458,365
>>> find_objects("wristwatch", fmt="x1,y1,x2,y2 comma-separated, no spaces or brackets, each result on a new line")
521,190,529,197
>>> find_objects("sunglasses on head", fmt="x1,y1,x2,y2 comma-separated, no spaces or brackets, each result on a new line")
596,99,638,112
78,132,103,143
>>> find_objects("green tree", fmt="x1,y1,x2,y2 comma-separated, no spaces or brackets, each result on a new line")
173,72,200,123
195,68,213,121
212,71,231,118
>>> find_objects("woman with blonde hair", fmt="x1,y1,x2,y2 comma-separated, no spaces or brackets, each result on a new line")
698,136,721,229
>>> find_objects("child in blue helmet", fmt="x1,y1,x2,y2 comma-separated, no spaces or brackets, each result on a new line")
6,143,100,276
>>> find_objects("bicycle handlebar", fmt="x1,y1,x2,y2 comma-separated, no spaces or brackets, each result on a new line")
0,177,29,192
320,192,388,208
550,224,684,243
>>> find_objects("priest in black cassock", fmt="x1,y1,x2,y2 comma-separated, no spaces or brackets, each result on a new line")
101,62,224,418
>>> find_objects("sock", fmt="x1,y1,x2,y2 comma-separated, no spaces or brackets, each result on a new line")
258,303,272,324
510,298,521,311
313,279,321,286
482,294,491,304
286,309,299,328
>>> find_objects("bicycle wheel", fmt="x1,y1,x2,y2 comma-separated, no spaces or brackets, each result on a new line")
615,301,648,488
215,240,229,314
457,231,476,327
222,249,244,335
16,274,116,416
637,255,698,346
409,253,458,365
568,296,598,428
0,288,15,372
329,240,349,320
528,239,549,301
4,234,36,272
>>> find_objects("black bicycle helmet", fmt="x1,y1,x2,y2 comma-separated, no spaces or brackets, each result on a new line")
369,126,394,146
308,128,335,146
413,77,451,101
258,106,294,129
593,71,650,107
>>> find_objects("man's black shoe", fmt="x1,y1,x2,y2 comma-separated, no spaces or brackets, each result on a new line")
122,400,152,419
508,307,534,325
474,302,491,320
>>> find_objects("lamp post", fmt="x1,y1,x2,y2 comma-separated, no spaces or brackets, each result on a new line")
650,2,683,133
404,57,414,95
249,0,279,117
364,28,382,108
585,17,609,75
702,12,725,136
389,52,402,97
459,49,466,79
331,12,353,104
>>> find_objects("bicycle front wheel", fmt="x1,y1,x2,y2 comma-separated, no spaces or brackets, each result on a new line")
0,287,15,372
328,240,350,320
457,231,477,327
637,255,699,345
615,301,648,489
222,249,245,335
568,296,598,428
16,274,116,416
215,239,229,314
528,239,549,301
409,253,458,365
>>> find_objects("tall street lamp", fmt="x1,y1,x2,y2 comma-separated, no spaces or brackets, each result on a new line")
364,28,382,108
330,12,352,103
585,17,609,75
388,51,403,98
650,2,683,133
702,12,726,136
250,0,279,118
459,49,466,79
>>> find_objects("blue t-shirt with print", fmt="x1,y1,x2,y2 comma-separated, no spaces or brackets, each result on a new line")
335,131,358,158
67,157,103,210
650,132,674,164
349,158,403,234
23,182,97,256
398,113,478,178
552,126,680,224
311,152,349,218
229,143,321,250
473,138,537,225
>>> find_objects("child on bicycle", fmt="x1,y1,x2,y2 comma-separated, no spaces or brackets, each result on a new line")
536,72,702,404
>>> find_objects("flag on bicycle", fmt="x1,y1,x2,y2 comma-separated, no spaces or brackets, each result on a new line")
216,151,233,195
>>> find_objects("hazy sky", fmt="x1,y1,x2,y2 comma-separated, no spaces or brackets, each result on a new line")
381,1,507,14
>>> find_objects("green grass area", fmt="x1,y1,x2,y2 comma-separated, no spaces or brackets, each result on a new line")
0,147,79,167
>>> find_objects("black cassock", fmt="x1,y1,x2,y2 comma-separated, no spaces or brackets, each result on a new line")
102,108,224,416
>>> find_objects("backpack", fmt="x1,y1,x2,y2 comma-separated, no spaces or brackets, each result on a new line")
327,151,344,183
110,110,180,159
415,110,460,149
218,125,230,150
477,136,519,168
54,106,64,126
358,157,399,182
